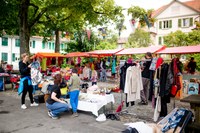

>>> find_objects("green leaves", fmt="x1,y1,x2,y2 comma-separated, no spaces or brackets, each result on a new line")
164,30,200,47
126,29,151,48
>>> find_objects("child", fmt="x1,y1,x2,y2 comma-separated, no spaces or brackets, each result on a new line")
91,69,98,86
68,68,81,117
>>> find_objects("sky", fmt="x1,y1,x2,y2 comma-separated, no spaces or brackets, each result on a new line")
114,0,190,37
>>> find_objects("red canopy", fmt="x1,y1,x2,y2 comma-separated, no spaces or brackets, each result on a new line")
116,46,165,55
65,52,90,57
88,48,124,57
31,52,64,59
157,45,200,54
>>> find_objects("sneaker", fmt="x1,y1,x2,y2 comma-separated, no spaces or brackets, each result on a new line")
47,111,51,117
21,104,27,109
72,112,79,117
48,111,59,119
30,102,39,107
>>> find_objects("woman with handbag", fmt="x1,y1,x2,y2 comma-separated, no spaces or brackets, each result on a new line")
46,73,69,119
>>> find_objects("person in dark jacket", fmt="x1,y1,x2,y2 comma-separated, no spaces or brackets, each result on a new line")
46,73,69,119
139,52,152,105
187,57,196,74
19,53,38,109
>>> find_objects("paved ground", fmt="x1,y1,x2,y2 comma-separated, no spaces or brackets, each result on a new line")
0,91,126,133
0,75,194,133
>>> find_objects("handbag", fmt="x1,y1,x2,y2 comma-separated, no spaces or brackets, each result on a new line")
171,85,178,97
34,94,45,103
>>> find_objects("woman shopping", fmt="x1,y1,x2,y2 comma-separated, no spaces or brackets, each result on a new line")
18,53,38,109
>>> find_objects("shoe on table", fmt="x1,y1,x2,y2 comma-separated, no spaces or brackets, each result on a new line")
30,102,39,107
21,104,27,109
48,111,59,119
72,112,79,117
138,101,148,105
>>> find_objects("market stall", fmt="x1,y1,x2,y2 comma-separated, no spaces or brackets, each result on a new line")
66,93,114,116
88,48,124,57
156,45,200,54
116,45,165,55
31,52,65,74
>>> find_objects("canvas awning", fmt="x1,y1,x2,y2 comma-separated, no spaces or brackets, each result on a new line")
116,46,165,55
157,45,200,54
65,52,98,58
88,48,124,57
31,52,64,59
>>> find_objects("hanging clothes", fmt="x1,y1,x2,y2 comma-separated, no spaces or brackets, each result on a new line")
124,66,143,102
119,62,135,91
111,56,116,74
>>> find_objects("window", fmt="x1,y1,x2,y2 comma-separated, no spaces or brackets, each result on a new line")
159,20,172,29
158,37,162,45
183,18,190,27
42,42,45,49
12,53,15,62
32,40,35,48
178,18,193,28
15,39,20,47
48,42,51,49
1,53,8,61
60,43,64,50
52,42,55,50
163,20,172,29
2,37,8,46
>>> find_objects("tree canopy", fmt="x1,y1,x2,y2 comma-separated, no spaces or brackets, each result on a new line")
0,0,124,54
126,29,151,48
164,30,200,47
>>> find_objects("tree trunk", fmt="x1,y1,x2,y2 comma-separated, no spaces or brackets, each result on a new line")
19,0,30,56
55,29,60,53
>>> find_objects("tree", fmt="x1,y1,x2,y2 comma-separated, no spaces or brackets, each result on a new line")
37,0,124,52
128,6,156,28
0,0,124,54
164,30,200,47
164,30,200,71
126,29,151,48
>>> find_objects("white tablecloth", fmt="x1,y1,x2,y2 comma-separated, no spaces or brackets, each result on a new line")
66,93,115,116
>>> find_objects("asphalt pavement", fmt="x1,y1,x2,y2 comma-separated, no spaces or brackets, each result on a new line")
0,91,126,133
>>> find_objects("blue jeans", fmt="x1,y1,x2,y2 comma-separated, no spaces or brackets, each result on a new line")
46,102,69,117
100,69,107,82
69,90,80,113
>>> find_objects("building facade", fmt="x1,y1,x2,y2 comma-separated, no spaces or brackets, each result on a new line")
151,0,200,45
0,35,68,70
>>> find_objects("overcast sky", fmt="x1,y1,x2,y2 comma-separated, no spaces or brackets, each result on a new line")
114,0,190,37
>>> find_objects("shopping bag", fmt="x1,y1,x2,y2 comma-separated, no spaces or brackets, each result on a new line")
171,85,178,97
34,94,45,103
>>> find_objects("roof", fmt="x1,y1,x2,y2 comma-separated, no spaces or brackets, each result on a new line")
116,46,165,55
31,52,64,59
157,45,200,54
88,48,124,57
152,0,200,18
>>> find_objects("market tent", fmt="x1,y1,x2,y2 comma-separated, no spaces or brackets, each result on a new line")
88,48,124,57
65,52,90,57
31,52,65,59
116,46,165,55
65,52,98,57
157,45,200,54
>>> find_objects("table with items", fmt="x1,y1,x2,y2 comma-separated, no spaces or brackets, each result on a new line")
66,93,115,116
